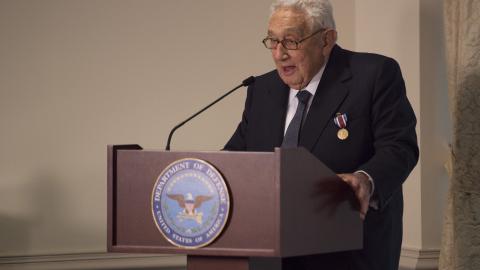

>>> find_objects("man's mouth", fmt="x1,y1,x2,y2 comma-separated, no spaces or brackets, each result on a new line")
282,65,296,76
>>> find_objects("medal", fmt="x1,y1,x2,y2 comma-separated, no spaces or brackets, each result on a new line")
337,128,349,140
334,113,349,140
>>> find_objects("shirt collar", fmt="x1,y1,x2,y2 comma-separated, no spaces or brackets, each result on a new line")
288,62,327,100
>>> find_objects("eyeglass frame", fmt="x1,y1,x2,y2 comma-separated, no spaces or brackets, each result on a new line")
262,28,327,50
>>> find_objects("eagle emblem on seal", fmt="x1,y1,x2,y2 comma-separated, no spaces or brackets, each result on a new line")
167,192,212,224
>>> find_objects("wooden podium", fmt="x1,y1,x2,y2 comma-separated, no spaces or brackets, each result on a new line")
107,145,362,270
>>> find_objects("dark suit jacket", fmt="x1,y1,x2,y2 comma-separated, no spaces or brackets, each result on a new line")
224,45,419,270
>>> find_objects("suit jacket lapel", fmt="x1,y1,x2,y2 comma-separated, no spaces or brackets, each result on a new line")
299,45,352,150
267,73,290,148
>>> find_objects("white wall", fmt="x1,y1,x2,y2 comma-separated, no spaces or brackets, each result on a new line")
0,0,357,258
0,0,275,257
419,0,450,251
0,1,448,269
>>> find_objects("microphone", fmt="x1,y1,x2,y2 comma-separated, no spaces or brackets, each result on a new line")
165,76,255,151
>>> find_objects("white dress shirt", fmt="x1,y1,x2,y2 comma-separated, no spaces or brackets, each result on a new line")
283,65,326,134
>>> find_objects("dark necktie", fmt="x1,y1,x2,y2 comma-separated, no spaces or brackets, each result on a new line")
282,90,312,147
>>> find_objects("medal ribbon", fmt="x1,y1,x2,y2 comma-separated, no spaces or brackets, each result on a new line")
334,113,348,128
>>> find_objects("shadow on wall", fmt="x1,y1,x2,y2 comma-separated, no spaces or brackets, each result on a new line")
0,171,101,257
0,214,30,255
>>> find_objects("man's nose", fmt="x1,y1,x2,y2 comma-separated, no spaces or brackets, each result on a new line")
272,44,288,61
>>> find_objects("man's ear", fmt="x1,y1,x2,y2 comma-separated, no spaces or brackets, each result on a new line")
322,29,337,55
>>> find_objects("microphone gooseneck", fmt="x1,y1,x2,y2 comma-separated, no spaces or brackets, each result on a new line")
165,76,255,151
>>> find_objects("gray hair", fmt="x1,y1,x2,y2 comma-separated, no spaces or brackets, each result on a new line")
270,0,336,31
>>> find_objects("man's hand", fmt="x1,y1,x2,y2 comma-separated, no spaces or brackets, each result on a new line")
338,172,372,220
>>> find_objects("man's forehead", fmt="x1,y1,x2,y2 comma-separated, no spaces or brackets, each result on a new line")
268,8,309,36
267,27,304,37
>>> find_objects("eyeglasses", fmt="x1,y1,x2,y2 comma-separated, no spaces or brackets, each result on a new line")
262,28,326,50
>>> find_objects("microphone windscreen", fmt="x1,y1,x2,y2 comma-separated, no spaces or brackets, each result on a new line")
242,76,255,86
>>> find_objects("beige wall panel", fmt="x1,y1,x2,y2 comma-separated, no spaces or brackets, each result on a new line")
419,0,449,249
0,0,274,256
331,0,355,49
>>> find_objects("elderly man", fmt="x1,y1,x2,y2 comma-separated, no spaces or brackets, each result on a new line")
224,0,418,269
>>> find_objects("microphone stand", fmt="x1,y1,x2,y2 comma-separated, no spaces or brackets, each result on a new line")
165,76,255,151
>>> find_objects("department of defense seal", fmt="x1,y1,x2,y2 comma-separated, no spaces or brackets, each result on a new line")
151,158,230,248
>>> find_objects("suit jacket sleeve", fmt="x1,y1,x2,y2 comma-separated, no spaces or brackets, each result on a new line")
358,57,419,210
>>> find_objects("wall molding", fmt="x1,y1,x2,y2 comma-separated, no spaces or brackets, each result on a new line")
0,252,186,270
399,246,440,270
0,247,440,270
